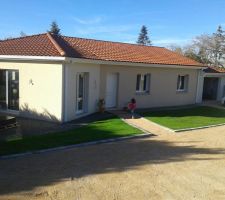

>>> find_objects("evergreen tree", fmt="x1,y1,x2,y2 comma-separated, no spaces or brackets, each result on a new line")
49,21,61,35
20,31,26,37
137,25,152,46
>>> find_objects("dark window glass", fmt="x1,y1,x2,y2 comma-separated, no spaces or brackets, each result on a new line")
0,70,6,109
136,74,141,91
8,70,19,110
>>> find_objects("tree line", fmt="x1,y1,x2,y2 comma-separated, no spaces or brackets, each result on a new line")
137,25,225,68
169,26,225,68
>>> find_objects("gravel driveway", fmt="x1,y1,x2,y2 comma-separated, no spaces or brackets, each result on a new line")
0,126,225,200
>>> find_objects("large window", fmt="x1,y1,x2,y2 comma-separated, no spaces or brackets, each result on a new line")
136,74,151,93
177,75,189,92
0,70,19,110
0,70,6,109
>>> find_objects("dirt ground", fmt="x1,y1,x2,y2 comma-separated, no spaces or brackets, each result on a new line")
0,125,225,200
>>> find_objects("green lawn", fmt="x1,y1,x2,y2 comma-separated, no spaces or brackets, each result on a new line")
141,106,225,130
0,116,142,156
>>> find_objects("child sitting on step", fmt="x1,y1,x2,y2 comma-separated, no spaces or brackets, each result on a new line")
128,98,136,119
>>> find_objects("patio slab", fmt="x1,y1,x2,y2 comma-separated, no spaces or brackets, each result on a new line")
110,110,173,136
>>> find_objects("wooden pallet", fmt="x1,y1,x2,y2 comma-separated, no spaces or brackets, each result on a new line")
0,122,18,130
0,116,17,131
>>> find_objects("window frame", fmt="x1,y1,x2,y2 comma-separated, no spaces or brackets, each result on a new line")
136,73,151,94
177,74,189,92
76,72,89,115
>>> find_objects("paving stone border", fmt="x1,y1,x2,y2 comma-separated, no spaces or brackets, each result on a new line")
0,133,151,160
174,123,225,132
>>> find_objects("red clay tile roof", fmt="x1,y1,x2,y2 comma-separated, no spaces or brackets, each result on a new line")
0,33,61,57
0,33,203,67
204,66,225,73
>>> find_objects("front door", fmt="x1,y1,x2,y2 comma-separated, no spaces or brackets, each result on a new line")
105,73,118,108
0,70,19,111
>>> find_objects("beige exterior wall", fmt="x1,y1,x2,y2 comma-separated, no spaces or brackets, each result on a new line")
100,64,199,109
64,63,100,122
0,60,200,122
0,61,63,121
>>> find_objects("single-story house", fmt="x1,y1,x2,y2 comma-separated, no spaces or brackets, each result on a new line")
0,33,223,122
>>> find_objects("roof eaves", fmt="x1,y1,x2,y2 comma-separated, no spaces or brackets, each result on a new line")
66,57,205,69
0,55,66,62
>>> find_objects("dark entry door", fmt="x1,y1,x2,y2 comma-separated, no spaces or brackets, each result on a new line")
203,77,219,100
0,70,6,109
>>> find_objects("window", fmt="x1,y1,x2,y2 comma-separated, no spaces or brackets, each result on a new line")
136,74,150,93
76,72,89,114
0,69,19,110
177,75,189,92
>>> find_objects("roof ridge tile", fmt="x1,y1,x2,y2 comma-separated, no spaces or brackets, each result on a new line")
46,33,66,56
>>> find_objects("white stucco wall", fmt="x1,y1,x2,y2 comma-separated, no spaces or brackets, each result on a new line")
0,59,201,122
196,70,205,103
64,63,100,122
100,64,199,109
0,61,63,121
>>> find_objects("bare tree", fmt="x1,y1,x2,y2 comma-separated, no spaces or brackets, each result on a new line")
167,45,184,54
169,26,225,67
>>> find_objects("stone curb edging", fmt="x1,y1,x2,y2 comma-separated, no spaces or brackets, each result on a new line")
174,122,225,132
0,133,151,160
120,118,153,134
135,113,225,133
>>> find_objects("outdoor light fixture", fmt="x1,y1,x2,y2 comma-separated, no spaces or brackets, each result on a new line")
29,79,34,85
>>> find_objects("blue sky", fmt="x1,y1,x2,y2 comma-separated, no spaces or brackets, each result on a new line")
0,0,225,47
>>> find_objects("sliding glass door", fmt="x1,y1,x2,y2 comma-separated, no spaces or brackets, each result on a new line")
0,70,7,109
0,69,19,111
8,70,19,110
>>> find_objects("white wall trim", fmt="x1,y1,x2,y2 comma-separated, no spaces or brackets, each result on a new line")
196,69,205,103
61,63,66,123
204,73,225,77
0,55,205,70
0,55,66,62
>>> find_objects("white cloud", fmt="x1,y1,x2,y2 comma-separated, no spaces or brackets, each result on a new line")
122,40,136,44
75,25,134,35
153,38,192,46
72,16,102,25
